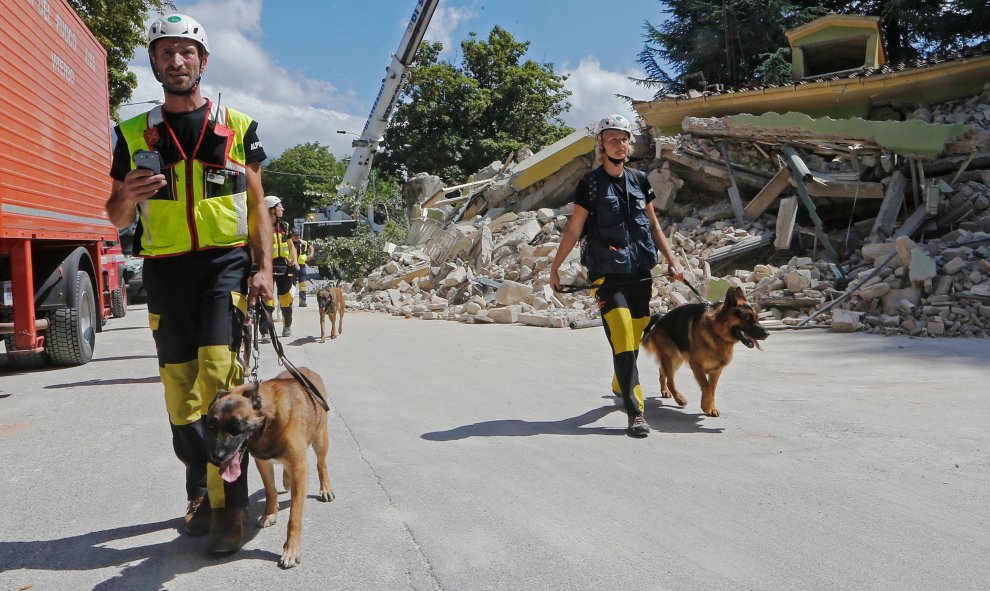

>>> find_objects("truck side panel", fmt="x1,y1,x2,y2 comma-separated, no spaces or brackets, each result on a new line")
0,0,115,241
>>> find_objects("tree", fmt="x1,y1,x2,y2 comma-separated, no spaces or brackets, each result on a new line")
262,143,347,222
68,1,175,119
378,26,573,184
636,0,990,95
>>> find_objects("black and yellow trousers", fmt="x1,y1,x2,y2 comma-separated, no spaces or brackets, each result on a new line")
592,274,653,417
144,248,250,510
262,258,294,330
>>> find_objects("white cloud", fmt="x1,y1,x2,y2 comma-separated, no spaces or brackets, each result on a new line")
423,4,477,50
120,0,361,159
561,57,648,132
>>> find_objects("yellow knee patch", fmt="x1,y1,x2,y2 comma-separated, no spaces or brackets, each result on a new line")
278,292,294,308
603,307,640,354
161,346,243,426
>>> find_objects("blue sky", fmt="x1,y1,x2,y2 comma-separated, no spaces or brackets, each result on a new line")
118,0,669,160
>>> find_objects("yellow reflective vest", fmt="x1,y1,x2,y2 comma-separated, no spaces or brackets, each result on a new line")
118,101,253,257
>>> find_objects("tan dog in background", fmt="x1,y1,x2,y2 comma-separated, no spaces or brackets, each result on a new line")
206,368,335,568
317,287,344,342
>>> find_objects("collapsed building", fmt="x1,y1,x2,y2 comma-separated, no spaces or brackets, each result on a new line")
343,14,990,337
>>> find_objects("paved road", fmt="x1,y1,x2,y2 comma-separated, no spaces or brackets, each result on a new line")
2,302,989,590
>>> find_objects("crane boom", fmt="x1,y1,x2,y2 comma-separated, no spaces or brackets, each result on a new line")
339,0,439,201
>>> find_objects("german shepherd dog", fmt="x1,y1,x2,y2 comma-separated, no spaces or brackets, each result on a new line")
205,368,335,568
641,286,769,417
316,286,345,343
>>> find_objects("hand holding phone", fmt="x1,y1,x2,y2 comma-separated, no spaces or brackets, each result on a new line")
133,150,163,175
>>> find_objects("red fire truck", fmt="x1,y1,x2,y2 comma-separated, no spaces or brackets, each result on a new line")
0,0,127,368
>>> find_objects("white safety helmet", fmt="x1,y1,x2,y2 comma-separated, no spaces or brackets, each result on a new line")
147,14,210,54
264,195,282,209
596,114,633,137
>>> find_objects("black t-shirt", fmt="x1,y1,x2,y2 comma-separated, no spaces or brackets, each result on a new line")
573,167,655,212
110,101,266,181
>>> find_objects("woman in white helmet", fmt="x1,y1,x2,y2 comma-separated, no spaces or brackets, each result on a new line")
260,195,299,338
106,12,273,557
549,114,684,438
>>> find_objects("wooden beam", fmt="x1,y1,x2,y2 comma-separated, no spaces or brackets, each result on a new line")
781,145,841,266
868,170,907,241
744,167,791,220
891,205,930,239
717,142,746,225
774,197,799,250
795,178,885,199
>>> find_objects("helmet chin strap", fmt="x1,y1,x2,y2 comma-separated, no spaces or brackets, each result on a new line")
606,155,625,166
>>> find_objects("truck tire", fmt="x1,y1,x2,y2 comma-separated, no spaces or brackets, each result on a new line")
45,271,97,366
0,308,49,369
110,273,127,318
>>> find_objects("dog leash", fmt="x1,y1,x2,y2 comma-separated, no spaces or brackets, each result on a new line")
249,301,330,412
557,275,655,294
681,278,713,308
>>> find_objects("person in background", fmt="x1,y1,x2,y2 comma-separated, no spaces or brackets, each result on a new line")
549,114,684,438
290,229,315,307
105,13,272,554
262,195,298,337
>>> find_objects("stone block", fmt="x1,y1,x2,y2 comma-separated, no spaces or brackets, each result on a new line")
495,280,533,305
488,306,520,324
785,270,812,293
941,256,967,275
858,282,891,300
831,309,862,333
908,248,937,283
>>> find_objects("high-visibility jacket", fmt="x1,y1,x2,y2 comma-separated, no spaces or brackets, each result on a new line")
273,227,292,260
295,239,309,265
118,101,253,257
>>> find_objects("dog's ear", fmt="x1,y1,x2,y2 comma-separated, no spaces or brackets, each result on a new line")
209,388,228,409
724,286,745,307
245,381,263,411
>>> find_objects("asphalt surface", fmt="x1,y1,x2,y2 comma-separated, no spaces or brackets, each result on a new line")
1,301,988,590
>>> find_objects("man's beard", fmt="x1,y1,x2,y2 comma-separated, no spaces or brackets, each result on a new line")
161,69,201,96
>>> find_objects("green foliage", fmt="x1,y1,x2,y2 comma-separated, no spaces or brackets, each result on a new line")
755,47,792,86
636,0,826,94
637,0,990,95
262,142,346,221
310,221,407,282
68,0,175,119
379,26,573,184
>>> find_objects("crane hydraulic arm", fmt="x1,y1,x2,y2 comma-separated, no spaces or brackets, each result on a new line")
338,0,439,204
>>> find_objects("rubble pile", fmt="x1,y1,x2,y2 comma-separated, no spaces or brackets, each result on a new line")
339,85,990,337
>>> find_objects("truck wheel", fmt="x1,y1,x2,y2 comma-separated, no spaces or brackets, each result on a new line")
0,308,49,369
110,273,127,318
46,271,97,366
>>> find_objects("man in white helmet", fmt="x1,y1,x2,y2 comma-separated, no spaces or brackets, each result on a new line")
550,114,683,438
105,13,272,555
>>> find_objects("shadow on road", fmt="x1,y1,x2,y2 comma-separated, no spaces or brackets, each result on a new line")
0,505,279,590
422,399,725,440
44,376,162,389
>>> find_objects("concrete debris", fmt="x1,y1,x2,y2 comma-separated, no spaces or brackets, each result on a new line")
338,83,990,337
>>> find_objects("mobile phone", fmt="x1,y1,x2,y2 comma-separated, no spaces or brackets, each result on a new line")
133,150,163,175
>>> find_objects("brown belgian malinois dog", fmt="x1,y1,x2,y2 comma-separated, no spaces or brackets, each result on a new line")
205,368,335,568
641,286,768,417
316,286,345,343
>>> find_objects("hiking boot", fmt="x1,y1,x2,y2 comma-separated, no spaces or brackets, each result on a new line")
299,301,307,307
207,507,246,555
183,496,211,536
627,414,650,438
282,325,292,338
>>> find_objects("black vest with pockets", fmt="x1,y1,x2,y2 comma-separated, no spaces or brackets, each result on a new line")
581,166,657,276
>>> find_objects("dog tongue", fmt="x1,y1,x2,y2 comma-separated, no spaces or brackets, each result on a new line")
220,453,242,483
753,338,763,352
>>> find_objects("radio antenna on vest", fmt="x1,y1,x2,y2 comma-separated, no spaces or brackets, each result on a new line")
212,92,222,122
